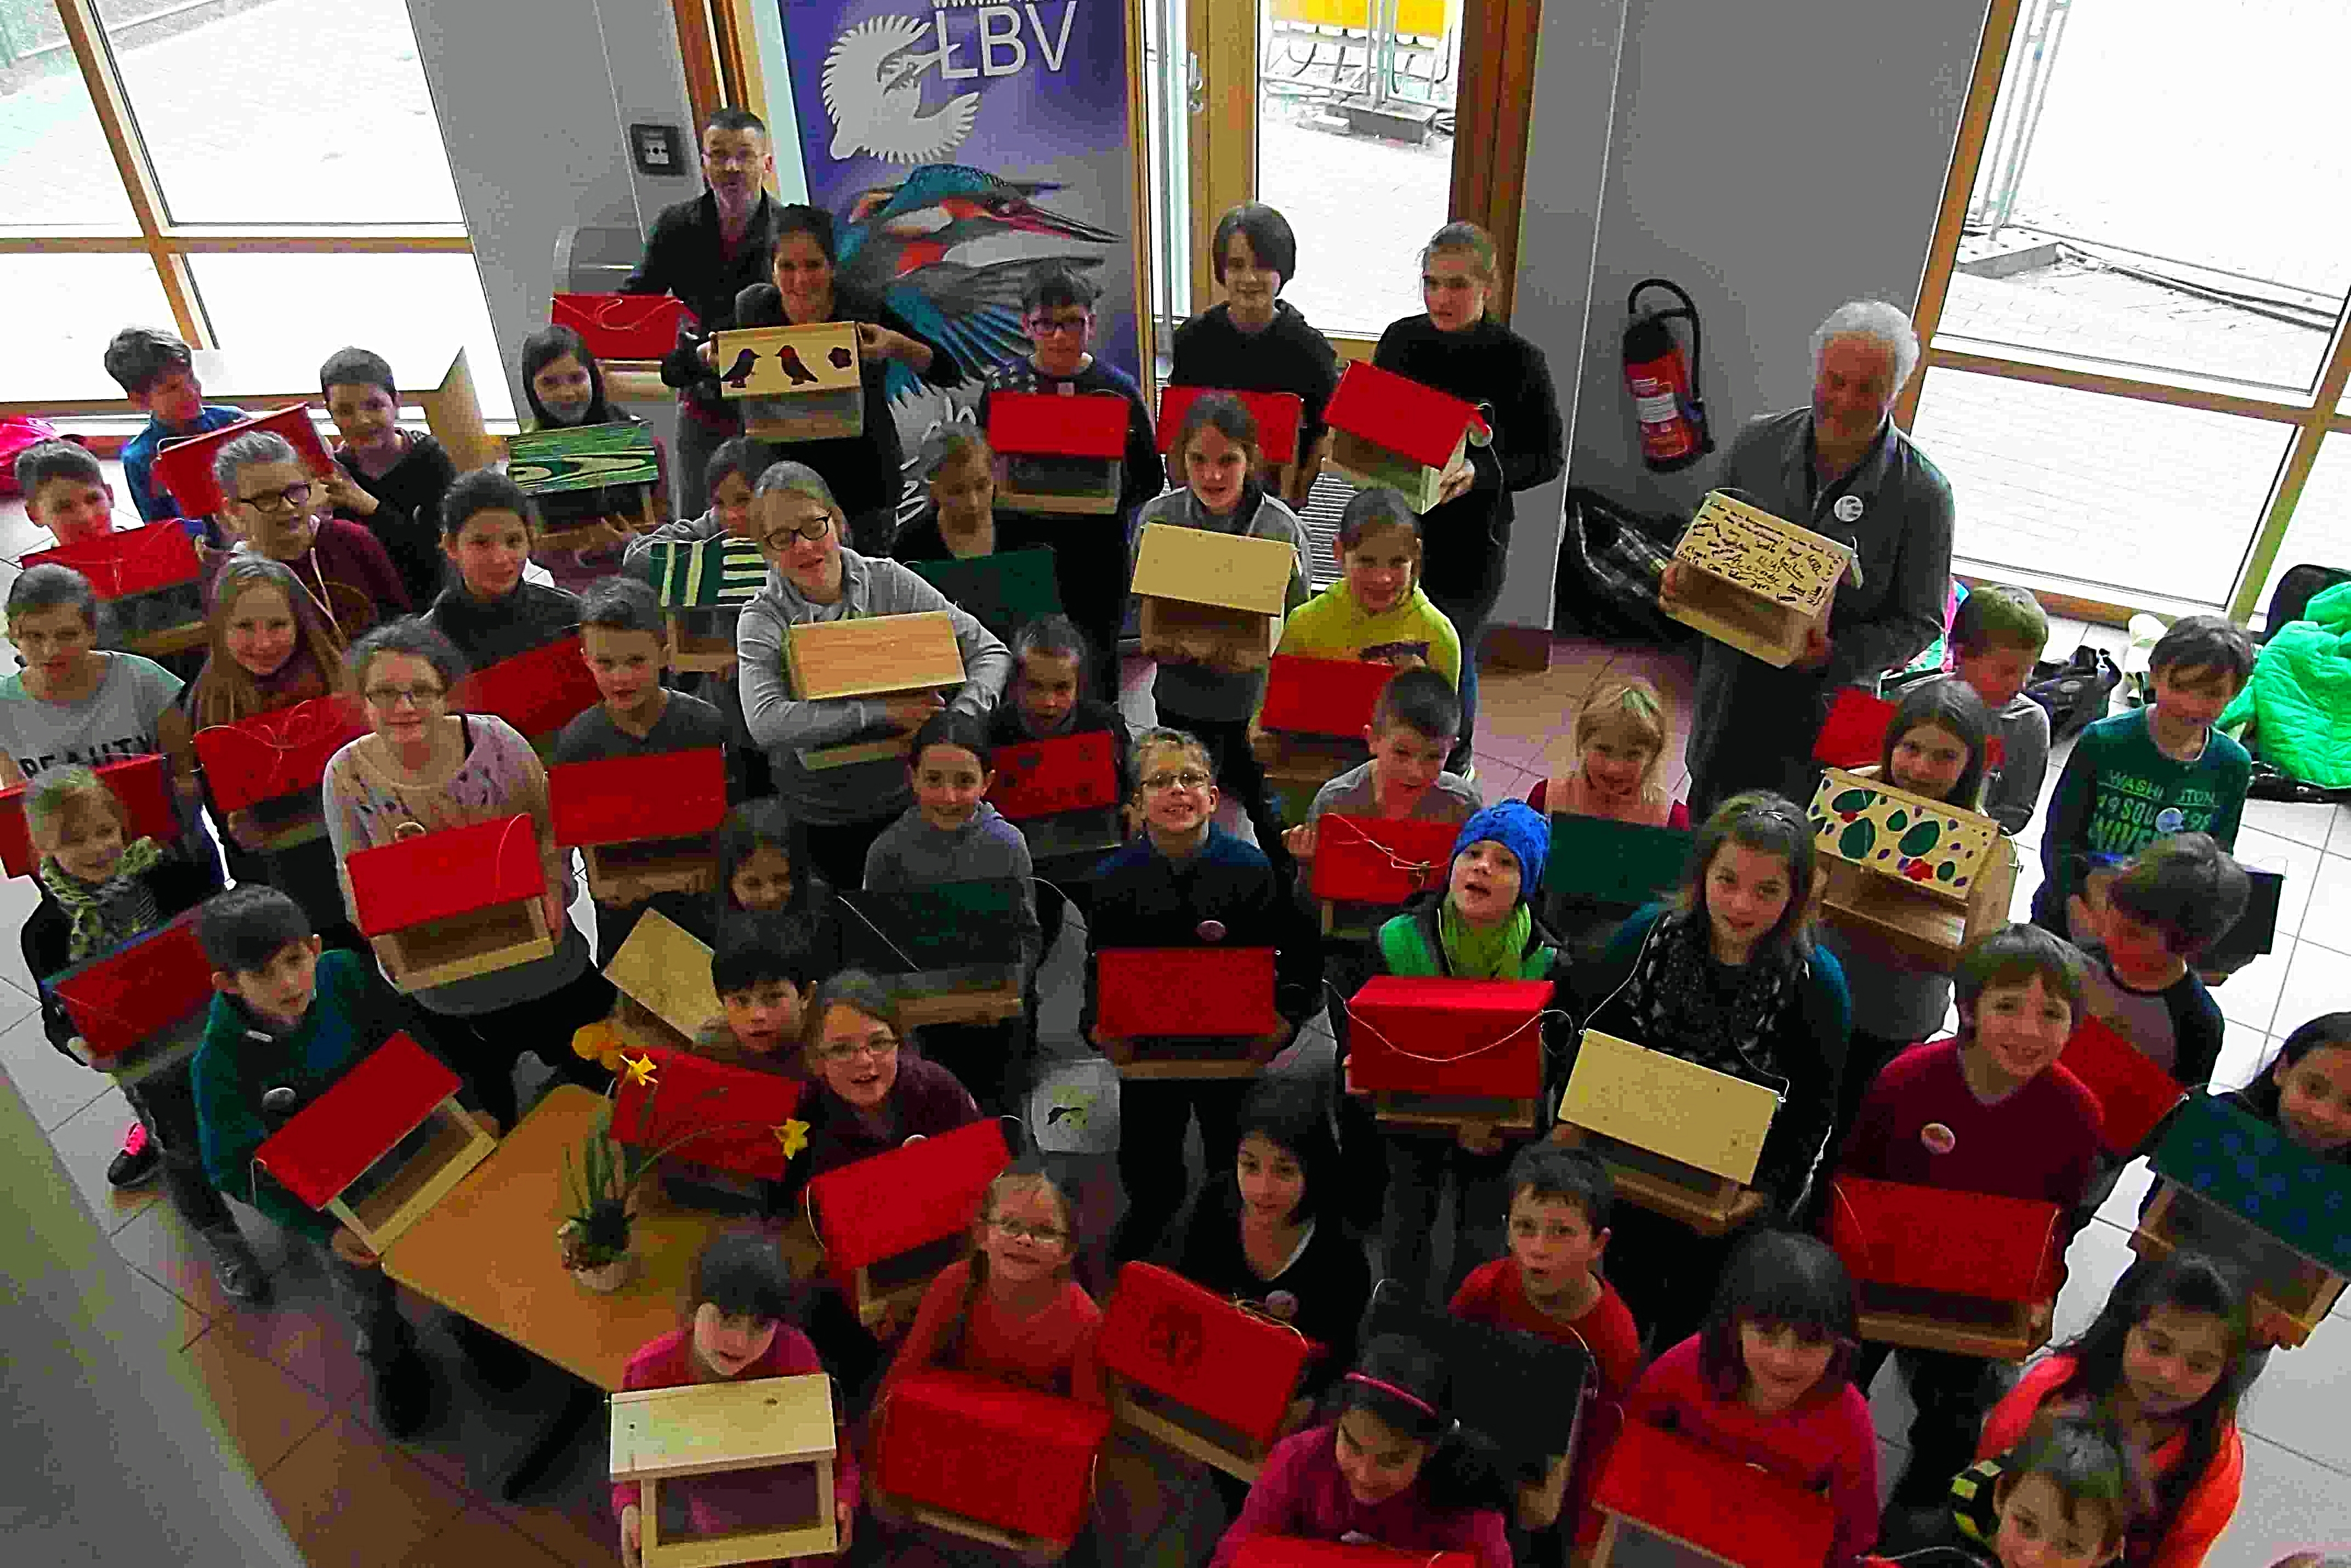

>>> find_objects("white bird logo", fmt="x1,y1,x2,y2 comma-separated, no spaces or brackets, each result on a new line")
822,15,983,165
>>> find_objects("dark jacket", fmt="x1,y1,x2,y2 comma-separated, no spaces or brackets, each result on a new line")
25,851,218,1058
334,433,456,607
623,190,787,420
422,580,582,673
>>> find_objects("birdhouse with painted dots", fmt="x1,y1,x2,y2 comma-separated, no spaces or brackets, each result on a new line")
988,389,1128,514
714,321,864,441
1665,491,1856,668
1097,1262,1324,1481
1809,767,2013,970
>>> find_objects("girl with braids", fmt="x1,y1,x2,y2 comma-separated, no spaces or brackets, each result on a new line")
1568,791,1851,1348
1211,1333,1514,1568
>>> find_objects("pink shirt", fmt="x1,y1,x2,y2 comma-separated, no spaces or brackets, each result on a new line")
883,1256,1106,1406
1210,1423,1514,1568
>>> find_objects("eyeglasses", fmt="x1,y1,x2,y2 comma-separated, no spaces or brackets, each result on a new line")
1024,314,1090,338
704,149,762,169
811,1036,899,1066
989,1217,1070,1245
762,513,835,549
235,480,314,513
1141,769,1212,794
364,684,445,710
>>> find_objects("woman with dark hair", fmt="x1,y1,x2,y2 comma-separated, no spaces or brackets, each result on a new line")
1169,202,1342,507
517,323,668,595
1212,1332,1515,1568
1624,1230,1879,1568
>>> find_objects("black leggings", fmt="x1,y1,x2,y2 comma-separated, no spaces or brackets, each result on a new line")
123,1060,234,1236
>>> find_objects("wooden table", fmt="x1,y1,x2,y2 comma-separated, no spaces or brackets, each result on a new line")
0,343,499,473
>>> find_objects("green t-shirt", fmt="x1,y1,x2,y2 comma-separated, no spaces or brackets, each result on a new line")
2038,708,2250,904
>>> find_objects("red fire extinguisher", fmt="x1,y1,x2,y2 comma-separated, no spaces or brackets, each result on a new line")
1623,279,1711,472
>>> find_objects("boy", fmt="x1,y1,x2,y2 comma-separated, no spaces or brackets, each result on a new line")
319,345,457,607
700,931,820,1075
1285,666,1483,885
2066,833,2247,1096
1949,584,2052,836
104,326,243,535
1087,727,1320,1260
15,439,119,546
2035,613,2254,931
1451,1143,1643,1558
554,576,735,954
1837,922,2106,1507
986,615,1132,956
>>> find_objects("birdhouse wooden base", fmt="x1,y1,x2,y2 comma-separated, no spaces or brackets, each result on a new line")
1138,596,1279,673
1326,429,1452,514
851,1232,968,1328
743,387,864,444
326,1103,497,1255
1854,1283,2049,1362
117,582,209,659
1666,572,1831,669
996,455,1123,515
1371,1090,1540,1133
1819,844,2017,973
1665,492,1855,669
1549,1123,1750,1237
667,612,738,674
609,1373,839,1568
890,969,1025,1029
534,486,658,554
878,1370,1112,1549
2132,1184,2346,1348
583,832,719,905
1519,1452,1575,1532
377,897,555,993
1108,1378,1272,1482
797,734,915,771
1117,1040,1267,1080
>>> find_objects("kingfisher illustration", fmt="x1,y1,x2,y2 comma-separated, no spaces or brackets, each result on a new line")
822,15,981,164
718,347,760,388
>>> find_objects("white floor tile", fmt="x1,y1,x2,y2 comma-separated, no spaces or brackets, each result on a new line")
2272,946,2351,1043
2292,852,2351,955
2230,826,2322,938
0,1009,112,1132
2242,797,2341,852
2213,940,2291,1035
2095,1158,2156,1230
2052,1216,2142,1347
2200,1433,2351,1568
2328,805,2351,857
2213,1022,2276,1094
2234,1318,2351,1476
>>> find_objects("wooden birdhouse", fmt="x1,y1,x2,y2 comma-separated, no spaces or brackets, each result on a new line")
1231,1542,1472,1568
1308,814,1457,940
549,747,729,904
783,610,966,771
608,1373,839,1567
875,1368,1112,1552
712,321,864,442
986,732,1125,863
1809,767,2014,970
1097,1262,1324,1481
1157,387,1306,497
1554,1028,1781,1235
507,422,663,547
1589,1417,1835,1568
22,522,208,659
908,547,1063,644
344,814,555,992
0,752,179,879
192,694,368,851
150,402,334,519
450,633,606,749
986,389,1129,514
2059,1015,2185,1157
1811,688,1900,769
1252,656,1396,806
637,533,765,673
1323,361,1486,514
1095,946,1281,1078
1665,491,1856,668
805,1117,1012,1327
43,908,214,1083
834,878,1026,1028
1347,976,1552,1131
2133,1093,2351,1347
601,908,724,1054
1543,814,1696,911
550,291,697,362
609,1044,805,1182
1132,522,1297,675
1829,1176,2062,1360
249,1032,497,1254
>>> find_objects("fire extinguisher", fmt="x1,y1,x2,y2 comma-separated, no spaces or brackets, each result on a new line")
1623,279,1712,472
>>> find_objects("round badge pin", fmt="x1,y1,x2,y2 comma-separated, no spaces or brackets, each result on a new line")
1265,1290,1300,1321
2155,807,2186,833
1833,495,1865,524
1197,918,1227,942
1921,1122,1957,1156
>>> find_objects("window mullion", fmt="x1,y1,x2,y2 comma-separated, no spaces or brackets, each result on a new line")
2230,313,2351,620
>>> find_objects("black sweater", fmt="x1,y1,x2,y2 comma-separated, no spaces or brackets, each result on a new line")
334,433,455,609
623,190,786,419
422,580,582,673
24,852,217,1058
1157,1185,1373,1396
1370,315,1565,604
1168,301,1342,447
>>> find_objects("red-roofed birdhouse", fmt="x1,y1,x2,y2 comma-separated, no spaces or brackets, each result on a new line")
0,752,178,879
22,525,207,658
987,390,1129,514
1830,1175,2060,1360
987,733,1125,863
1591,1418,1835,1568
609,1044,805,1183
1158,387,1305,495
548,746,729,902
1098,1261,1322,1480
1308,815,1457,941
450,634,604,746
876,1368,1112,1550
345,815,554,992
1347,975,1551,1129
44,907,213,1082
807,1117,1011,1326
150,403,334,519
552,291,698,362
1095,946,1281,1077
2061,1014,2187,1156
192,695,368,847
1324,361,1486,514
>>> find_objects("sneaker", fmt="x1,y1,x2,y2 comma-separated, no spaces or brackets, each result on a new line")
199,1226,273,1306
106,1120,159,1190
370,1345,437,1440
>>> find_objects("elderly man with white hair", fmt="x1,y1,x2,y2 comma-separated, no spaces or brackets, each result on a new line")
1673,299,1955,818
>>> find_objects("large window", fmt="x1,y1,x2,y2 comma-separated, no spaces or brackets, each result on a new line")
0,0,512,418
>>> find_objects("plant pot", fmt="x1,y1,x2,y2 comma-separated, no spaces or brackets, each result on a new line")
569,1253,635,1293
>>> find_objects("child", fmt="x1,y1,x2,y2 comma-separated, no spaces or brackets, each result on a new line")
104,326,243,534
2036,616,2254,932
20,766,264,1300
1974,1253,2256,1568
1877,1414,2144,1568
1271,486,1462,686
318,345,457,607
1822,676,1998,1134
614,1235,857,1568
986,614,1133,955
1836,923,2105,1507
1450,1143,1643,1551
892,427,1041,571
519,323,668,595
422,468,584,672
1526,675,1688,826
553,575,734,954
2235,1013,2351,1164
1086,727,1319,1262
713,796,841,966
1135,393,1311,881
15,438,120,546
209,429,411,646
1285,666,1483,872
1573,792,1851,1349
1211,1333,1515,1568
795,970,983,1181
1365,800,1569,1304
861,709,1042,1116
1949,585,2053,836
700,933,820,1076
1624,1230,1879,1568
2069,834,2246,1098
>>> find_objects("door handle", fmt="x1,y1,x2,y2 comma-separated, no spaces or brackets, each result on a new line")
1187,49,1205,115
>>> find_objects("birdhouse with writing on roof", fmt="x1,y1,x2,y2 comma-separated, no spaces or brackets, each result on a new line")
345,815,556,992
1830,1175,2062,1361
1132,522,1296,675
783,610,966,772
987,389,1128,514
550,747,729,904
1808,767,2013,970
1323,361,1487,514
1554,1027,1781,1235
1665,491,1856,668
714,321,865,442
1098,1262,1324,1480
22,523,208,660
637,533,765,673
1159,387,1306,497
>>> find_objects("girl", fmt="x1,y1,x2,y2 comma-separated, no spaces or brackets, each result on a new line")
1167,201,1342,508
1212,1333,1515,1568
1821,676,1998,1136
1873,1414,2145,1568
1572,791,1850,1348
1975,1253,2256,1568
794,970,984,1183
1270,486,1462,686
1133,393,1310,880
892,427,1041,570
2234,1013,2351,1164
319,617,614,1130
613,1235,858,1568
1367,800,1570,1303
713,795,840,963
1372,220,1565,773
987,615,1132,957
421,468,582,673
1625,1231,1879,1568
518,323,668,595
210,429,410,642
318,344,455,607
19,765,265,1302
1527,676,1687,827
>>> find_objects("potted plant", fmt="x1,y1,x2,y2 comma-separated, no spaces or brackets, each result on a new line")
558,1110,638,1291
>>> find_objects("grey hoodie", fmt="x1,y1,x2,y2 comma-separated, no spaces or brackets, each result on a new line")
862,799,1042,975
737,547,1012,824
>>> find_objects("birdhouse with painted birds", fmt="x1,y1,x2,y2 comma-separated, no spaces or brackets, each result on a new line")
714,321,864,441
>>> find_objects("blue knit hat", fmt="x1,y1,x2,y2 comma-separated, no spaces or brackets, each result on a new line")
1452,800,1548,900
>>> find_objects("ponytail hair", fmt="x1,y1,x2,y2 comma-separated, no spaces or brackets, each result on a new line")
1335,1334,1513,1516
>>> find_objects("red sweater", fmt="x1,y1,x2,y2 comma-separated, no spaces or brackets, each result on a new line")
1838,1039,2104,1208
883,1256,1106,1406
1623,1335,1879,1568
1978,1355,2242,1568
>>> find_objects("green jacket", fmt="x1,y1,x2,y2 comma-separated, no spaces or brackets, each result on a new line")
2219,581,2351,787
1373,895,1574,1126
